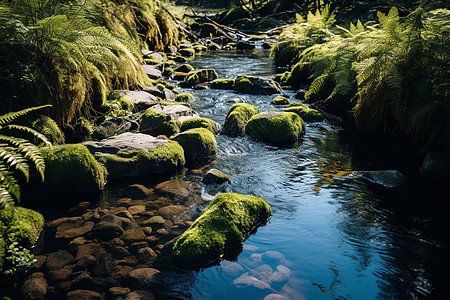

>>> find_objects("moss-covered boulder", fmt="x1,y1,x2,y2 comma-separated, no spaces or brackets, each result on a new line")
280,62,312,88
180,118,218,135
170,128,217,161
0,207,44,247
177,48,195,58
84,132,185,179
174,64,194,73
284,104,324,122
234,76,282,95
222,103,259,137
180,69,218,88
175,92,196,102
200,23,219,38
172,193,271,269
246,111,305,144
210,79,235,90
139,108,180,137
41,144,107,193
31,115,65,144
193,44,208,53
270,96,289,105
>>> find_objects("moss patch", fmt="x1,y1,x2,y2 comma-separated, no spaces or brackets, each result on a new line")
0,207,44,247
246,111,305,144
174,64,193,73
181,118,218,135
175,93,196,102
182,69,218,87
95,140,185,179
31,115,65,145
170,128,217,161
284,105,324,122
178,48,195,58
41,144,107,193
172,192,271,269
210,79,235,90
271,96,289,105
222,103,259,137
139,108,180,136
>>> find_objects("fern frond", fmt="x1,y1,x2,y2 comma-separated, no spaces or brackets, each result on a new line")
2,124,51,147
0,105,52,127
0,146,30,181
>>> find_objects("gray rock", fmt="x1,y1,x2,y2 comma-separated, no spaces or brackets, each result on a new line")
143,86,165,98
151,104,198,120
141,65,162,79
92,117,139,140
46,251,74,271
84,132,168,156
92,253,114,277
118,91,159,111
21,277,47,300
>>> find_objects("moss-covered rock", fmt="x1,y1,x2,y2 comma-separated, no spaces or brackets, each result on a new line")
178,48,195,58
41,144,107,193
86,133,185,179
139,108,181,137
217,8,251,25
175,93,195,102
172,192,271,269
246,111,305,144
174,64,193,73
181,118,218,135
270,96,289,105
181,69,218,88
284,104,324,122
170,128,217,161
193,44,208,53
234,76,282,95
0,207,44,247
222,103,259,137
210,79,235,90
200,23,219,38
280,62,312,88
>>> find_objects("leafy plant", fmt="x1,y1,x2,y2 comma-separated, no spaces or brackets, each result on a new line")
3,240,36,275
0,105,51,210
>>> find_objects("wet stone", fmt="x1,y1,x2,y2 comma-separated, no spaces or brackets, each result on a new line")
20,276,48,300
66,289,101,300
127,268,161,289
75,255,97,270
125,290,155,300
47,268,72,284
137,247,157,261
70,237,87,247
108,286,131,298
92,253,114,277
143,216,165,227
128,205,146,215
76,243,99,260
55,218,94,239
46,251,74,271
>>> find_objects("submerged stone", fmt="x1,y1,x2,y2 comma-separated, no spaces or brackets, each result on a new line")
172,193,271,269
361,170,407,188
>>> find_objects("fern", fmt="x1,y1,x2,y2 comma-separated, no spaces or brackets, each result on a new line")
0,106,51,210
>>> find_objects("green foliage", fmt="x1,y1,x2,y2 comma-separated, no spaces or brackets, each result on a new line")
0,105,51,210
275,6,450,152
3,241,35,275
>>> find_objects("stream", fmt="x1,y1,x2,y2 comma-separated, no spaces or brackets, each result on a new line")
33,48,449,300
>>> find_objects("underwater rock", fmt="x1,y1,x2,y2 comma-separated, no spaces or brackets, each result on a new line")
361,170,407,188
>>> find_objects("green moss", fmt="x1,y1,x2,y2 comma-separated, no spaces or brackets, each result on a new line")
172,192,271,269
249,35,267,41
41,144,107,193
174,64,193,73
72,117,94,142
246,111,305,144
210,79,235,90
222,103,259,137
193,45,208,53
0,207,44,247
118,96,134,111
0,236,5,271
143,58,161,65
139,108,180,136
163,67,174,76
281,62,312,88
96,140,185,178
218,8,251,25
284,105,324,122
182,69,218,87
178,48,195,58
107,90,121,101
31,115,65,144
271,96,289,105
234,75,281,95
170,128,217,160
181,118,218,135
175,93,196,102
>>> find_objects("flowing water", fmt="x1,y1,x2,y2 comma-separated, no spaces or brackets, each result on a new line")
26,48,449,300
153,49,449,300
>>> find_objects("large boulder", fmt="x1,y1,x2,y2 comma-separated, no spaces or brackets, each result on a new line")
40,144,107,193
222,103,259,137
180,69,218,87
138,108,180,137
170,128,217,161
172,193,271,269
180,117,219,135
284,103,324,122
83,132,185,179
234,76,282,95
246,111,305,144
210,79,235,90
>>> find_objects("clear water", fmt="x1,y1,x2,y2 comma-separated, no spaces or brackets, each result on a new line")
157,49,449,300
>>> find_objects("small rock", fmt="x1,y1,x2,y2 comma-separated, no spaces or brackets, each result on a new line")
75,243,99,260
127,268,161,289
108,286,131,298
128,205,146,215
46,251,74,271
143,216,165,227
47,268,72,284
157,205,188,219
67,290,101,300
141,65,162,79
92,253,114,277
20,277,48,300
55,217,94,239
137,247,157,261
120,227,146,244
202,169,231,184
125,290,155,300
70,237,87,247
142,227,153,235
92,222,124,239
75,255,97,270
